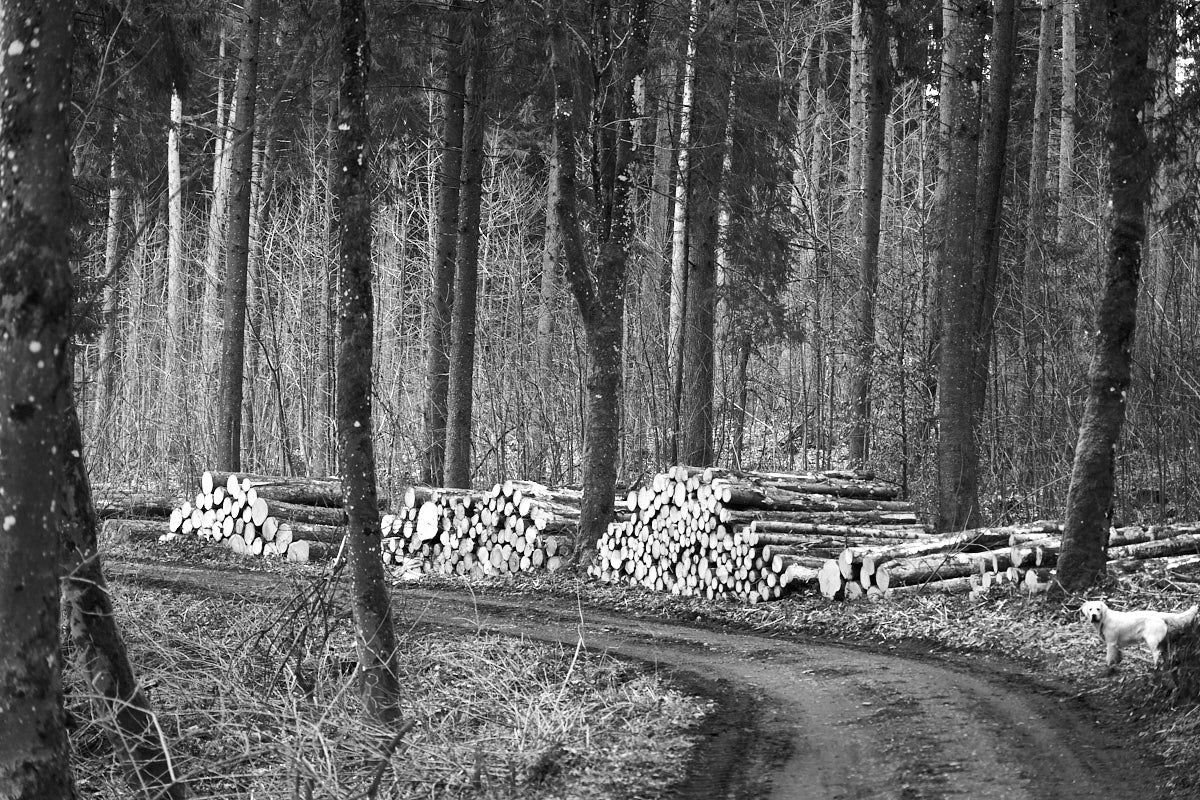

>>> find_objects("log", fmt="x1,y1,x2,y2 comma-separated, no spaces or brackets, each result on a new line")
747,520,929,539
99,518,168,545
874,548,1013,590
859,521,1063,580
1108,533,1200,561
253,498,346,527
91,486,185,519
202,471,345,507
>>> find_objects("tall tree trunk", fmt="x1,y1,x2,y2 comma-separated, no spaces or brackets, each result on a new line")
1021,0,1055,392
216,0,262,471
204,21,229,387
666,0,697,459
335,0,403,723
94,130,125,427
421,0,468,485
648,61,677,262
167,90,185,401
444,3,489,489
844,0,866,223
0,3,77,796
935,0,985,532
549,0,649,552
1055,0,1156,593
970,0,1018,415
1055,0,1076,245
846,0,891,467
679,0,738,467
316,83,339,477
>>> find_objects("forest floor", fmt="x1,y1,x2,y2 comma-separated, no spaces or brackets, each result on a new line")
91,536,1200,799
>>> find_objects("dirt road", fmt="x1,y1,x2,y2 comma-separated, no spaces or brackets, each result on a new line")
110,561,1162,800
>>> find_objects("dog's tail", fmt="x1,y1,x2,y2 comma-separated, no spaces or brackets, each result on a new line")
1165,604,1199,628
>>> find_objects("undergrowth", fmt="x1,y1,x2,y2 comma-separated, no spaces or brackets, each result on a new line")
69,574,705,799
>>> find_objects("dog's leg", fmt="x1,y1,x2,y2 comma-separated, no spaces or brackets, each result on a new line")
1106,642,1122,669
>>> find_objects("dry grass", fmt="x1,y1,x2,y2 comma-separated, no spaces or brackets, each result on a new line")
68,574,705,800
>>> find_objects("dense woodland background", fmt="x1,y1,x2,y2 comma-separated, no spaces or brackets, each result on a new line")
70,0,1200,530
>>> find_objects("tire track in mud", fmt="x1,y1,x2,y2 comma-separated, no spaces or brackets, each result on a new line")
110,562,1164,800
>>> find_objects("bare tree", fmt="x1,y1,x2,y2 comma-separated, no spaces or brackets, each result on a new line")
0,1,77,795
335,0,403,721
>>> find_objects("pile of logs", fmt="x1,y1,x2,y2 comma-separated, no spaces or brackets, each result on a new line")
590,465,919,604
163,472,346,562
379,481,584,577
820,521,1200,600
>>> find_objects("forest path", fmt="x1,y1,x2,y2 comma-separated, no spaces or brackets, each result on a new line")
109,561,1162,800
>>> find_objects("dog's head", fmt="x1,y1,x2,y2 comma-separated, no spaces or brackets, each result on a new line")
1080,600,1109,627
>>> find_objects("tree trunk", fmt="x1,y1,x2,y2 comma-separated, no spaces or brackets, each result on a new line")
666,0,697,458
549,0,649,552
1055,0,1156,592
167,89,185,394
970,0,1018,416
60,406,184,799
1055,0,1076,245
216,0,261,472
444,3,489,489
204,20,229,386
0,3,77,795
846,0,891,467
1021,0,1055,391
335,0,403,723
679,0,738,468
421,0,468,486
935,0,985,532
316,80,339,477
94,130,125,426
648,61,677,262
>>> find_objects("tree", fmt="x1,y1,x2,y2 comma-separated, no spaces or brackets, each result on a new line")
444,0,490,489
935,0,985,532
335,0,403,721
421,0,468,486
846,0,892,467
216,0,262,471
678,0,738,467
0,1,78,795
549,0,650,551
1055,0,1159,592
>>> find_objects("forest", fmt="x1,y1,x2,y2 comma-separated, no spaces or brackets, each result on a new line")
63,0,1199,555
4,0,1200,796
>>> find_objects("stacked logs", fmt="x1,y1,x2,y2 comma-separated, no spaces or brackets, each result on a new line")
165,471,346,562
378,480,584,577
822,521,1200,600
590,465,920,604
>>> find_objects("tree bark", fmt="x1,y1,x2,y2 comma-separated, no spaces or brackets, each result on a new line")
1021,0,1055,388
0,3,77,795
666,0,697,458
167,89,186,396
549,0,649,552
846,0,891,467
1055,0,1156,592
94,127,125,426
204,20,230,390
216,0,262,472
1055,0,1076,245
935,0,985,532
421,0,468,486
335,0,403,723
970,0,1018,416
679,0,738,467
444,2,489,489
60,407,184,799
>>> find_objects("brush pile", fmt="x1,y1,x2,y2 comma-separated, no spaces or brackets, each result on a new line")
379,481,584,577
590,465,919,603
822,521,1200,600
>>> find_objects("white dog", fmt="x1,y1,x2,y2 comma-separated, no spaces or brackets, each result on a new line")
1079,599,1198,669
